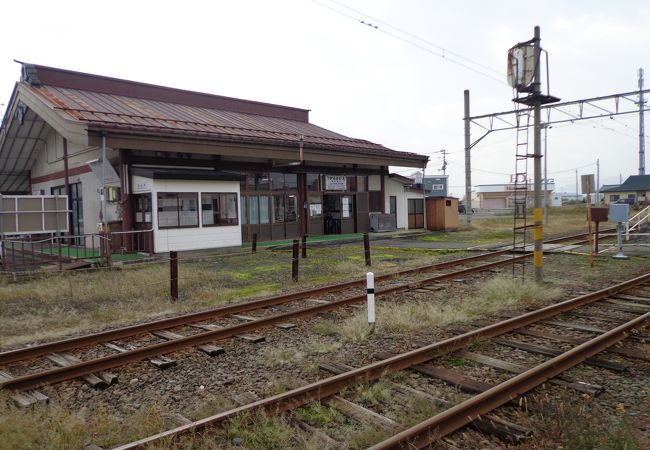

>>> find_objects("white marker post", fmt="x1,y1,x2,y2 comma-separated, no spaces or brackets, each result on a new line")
367,272,375,331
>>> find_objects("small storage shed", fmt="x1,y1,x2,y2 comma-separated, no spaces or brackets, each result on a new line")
426,197,459,231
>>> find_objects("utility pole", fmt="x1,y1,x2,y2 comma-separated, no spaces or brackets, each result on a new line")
436,149,448,175
531,26,543,283
596,158,600,205
575,169,579,203
464,90,472,226
639,68,646,175
543,122,549,224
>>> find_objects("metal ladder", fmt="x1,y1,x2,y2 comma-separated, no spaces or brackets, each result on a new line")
512,105,534,278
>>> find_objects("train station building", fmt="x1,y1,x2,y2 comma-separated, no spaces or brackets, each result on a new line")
0,63,428,252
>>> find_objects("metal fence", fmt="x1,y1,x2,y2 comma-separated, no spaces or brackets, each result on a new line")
0,229,153,271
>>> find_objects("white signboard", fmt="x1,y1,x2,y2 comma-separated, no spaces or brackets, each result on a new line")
325,175,346,191
309,203,322,217
132,176,152,193
342,197,351,218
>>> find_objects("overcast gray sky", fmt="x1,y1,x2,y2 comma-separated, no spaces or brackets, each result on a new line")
2,0,649,197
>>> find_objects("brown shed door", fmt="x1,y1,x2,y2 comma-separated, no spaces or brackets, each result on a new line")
408,199,424,229
355,192,369,233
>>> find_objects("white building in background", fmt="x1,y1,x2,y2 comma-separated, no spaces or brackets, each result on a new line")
473,179,556,210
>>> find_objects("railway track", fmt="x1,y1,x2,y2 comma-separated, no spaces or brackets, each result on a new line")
0,231,600,393
114,271,650,450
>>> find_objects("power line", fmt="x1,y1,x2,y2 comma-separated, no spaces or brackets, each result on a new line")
547,161,596,175
327,0,504,77
311,0,509,86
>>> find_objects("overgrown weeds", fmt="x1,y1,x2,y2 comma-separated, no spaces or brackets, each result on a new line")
0,245,443,347
534,401,640,449
420,204,594,244
0,400,169,450
315,276,562,342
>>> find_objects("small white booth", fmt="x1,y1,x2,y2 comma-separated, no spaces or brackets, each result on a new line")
131,169,242,253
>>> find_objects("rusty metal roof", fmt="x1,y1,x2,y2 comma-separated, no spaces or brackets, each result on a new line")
18,63,427,162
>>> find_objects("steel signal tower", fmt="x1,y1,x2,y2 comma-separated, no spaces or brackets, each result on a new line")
508,26,560,282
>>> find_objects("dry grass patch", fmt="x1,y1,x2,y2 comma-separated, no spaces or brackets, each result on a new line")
354,380,393,405
315,276,562,341
263,347,306,368
0,400,169,450
222,411,322,450
532,400,641,449
423,204,598,244
0,245,447,347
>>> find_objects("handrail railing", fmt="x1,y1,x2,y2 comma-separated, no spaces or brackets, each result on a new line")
625,204,650,240
0,229,153,271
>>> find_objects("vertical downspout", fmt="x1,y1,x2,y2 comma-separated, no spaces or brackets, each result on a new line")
298,135,308,237
298,173,307,237
380,167,386,214
63,137,71,236
101,133,107,232
119,149,132,233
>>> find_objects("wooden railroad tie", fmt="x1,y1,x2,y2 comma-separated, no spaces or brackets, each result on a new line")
230,314,296,330
493,339,628,372
0,371,49,407
374,351,540,413
189,323,265,343
103,342,176,369
455,350,603,395
47,353,117,388
150,330,224,356
515,328,650,363
320,361,531,444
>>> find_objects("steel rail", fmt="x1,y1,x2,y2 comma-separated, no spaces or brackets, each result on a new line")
0,229,598,365
0,255,524,391
111,270,650,450
0,250,510,366
369,311,650,449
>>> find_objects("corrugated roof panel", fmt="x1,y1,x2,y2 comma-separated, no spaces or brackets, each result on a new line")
24,83,426,161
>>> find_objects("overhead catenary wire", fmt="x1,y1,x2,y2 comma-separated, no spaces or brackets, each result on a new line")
312,0,644,191
326,0,504,77
311,0,509,86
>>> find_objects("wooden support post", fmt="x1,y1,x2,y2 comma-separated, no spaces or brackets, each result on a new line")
301,235,307,259
106,233,112,268
1,239,5,272
587,191,594,268
58,238,62,271
292,239,299,282
170,251,178,301
363,232,371,266
252,233,257,253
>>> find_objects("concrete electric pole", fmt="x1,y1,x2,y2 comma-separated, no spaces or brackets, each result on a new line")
639,68,646,175
437,149,448,175
464,90,472,226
